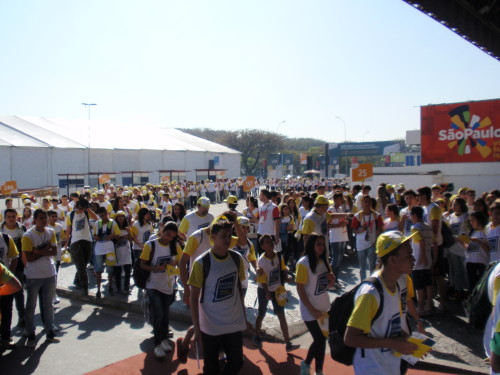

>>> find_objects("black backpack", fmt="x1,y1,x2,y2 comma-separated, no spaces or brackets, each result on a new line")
133,241,156,289
466,261,500,330
328,276,384,366
441,221,455,248
200,249,241,303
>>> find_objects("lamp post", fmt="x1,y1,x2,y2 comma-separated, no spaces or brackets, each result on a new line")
276,120,286,179
335,116,348,176
82,103,97,183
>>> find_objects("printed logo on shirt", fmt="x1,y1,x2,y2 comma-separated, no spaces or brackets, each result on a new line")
233,246,247,259
116,237,129,247
213,272,236,302
468,241,480,253
450,223,460,235
143,231,151,243
315,272,329,295
268,266,280,286
198,223,210,230
75,218,86,231
405,219,413,234
154,255,171,273
400,287,408,315
381,312,402,352
489,236,499,254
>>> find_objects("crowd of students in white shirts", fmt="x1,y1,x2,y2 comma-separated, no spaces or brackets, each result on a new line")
1,179,500,375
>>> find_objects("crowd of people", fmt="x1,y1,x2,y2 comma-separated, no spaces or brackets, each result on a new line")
1,178,500,375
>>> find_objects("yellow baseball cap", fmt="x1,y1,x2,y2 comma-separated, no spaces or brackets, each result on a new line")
314,195,329,206
376,230,417,258
21,193,29,199
115,210,126,217
224,195,238,205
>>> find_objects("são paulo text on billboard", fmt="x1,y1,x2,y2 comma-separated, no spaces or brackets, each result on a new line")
421,98,500,164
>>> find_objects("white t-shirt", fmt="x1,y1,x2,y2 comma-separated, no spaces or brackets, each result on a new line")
131,221,153,250
487,224,500,262
232,239,257,289
179,211,214,238
141,239,181,295
22,227,57,279
328,206,348,243
296,256,331,321
188,250,246,336
399,206,414,236
466,230,489,265
257,202,280,236
349,273,409,375
115,228,132,265
411,222,433,270
66,211,93,243
256,252,286,292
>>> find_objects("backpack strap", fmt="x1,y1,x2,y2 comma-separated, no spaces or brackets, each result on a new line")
200,251,212,303
2,233,10,247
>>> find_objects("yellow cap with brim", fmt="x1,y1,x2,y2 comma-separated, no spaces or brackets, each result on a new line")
224,195,238,205
376,230,417,258
115,210,126,217
314,195,329,206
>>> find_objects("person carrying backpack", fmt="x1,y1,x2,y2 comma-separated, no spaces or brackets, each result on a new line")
296,233,335,375
187,214,251,375
344,230,418,375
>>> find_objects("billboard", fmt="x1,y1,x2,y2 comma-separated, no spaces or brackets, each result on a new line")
328,141,403,163
421,99,500,163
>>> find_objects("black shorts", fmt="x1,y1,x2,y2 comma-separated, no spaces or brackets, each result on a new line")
412,269,433,290
257,286,284,317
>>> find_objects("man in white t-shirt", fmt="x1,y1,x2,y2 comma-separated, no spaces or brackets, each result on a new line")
257,189,280,253
178,197,214,240
66,199,98,295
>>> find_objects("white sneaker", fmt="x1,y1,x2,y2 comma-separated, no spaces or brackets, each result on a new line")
154,345,166,358
160,340,172,352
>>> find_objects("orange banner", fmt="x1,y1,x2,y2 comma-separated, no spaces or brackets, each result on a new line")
243,176,257,192
351,164,373,182
421,99,500,164
98,174,111,185
0,180,17,195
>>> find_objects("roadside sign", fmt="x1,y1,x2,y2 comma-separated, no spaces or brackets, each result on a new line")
351,164,373,182
243,176,257,192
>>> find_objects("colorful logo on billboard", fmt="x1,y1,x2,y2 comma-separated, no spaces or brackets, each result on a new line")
421,99,500,164
439,104,497,158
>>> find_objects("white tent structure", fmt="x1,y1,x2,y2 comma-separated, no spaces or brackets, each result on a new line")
0,115,240,190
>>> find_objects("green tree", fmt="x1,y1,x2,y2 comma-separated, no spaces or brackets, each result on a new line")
220,129,283,175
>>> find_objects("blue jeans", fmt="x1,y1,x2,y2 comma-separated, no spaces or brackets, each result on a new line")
25,276,56,334
330,241,347,279
357,245,376,281
147,289,173,345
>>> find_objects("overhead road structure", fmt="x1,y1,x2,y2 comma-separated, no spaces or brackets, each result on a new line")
403,0,500,61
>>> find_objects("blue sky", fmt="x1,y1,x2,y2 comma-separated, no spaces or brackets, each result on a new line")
0,0,499,143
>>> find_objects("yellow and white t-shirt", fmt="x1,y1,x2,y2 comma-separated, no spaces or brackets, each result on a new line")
484,262,500,358
466,230,489,265
179,211,214,238
398,206,414,236
188,250,246,336
0,233,18,267
232,239,257,288
296,256,331,321
22,227,57,279
411,222,433,270
347,273,411,375
131,221,153,251
446,212,470,256
301,210,330,237
140,239,182,295
184,229,238,273
423,203,442,246
256,251,287,292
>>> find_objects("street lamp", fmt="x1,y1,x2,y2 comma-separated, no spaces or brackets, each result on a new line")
335,116,348,176
82,103,97,183
276,120,286,179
